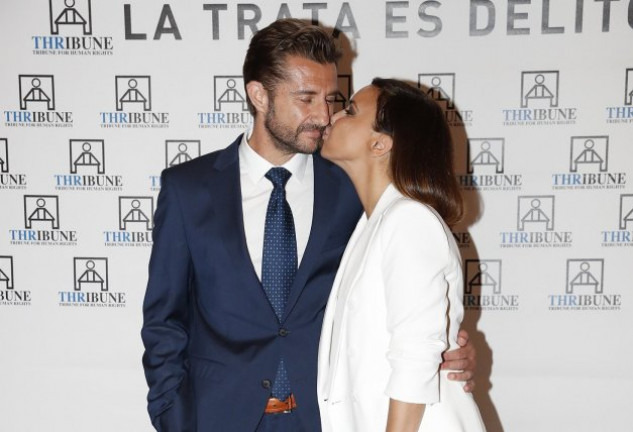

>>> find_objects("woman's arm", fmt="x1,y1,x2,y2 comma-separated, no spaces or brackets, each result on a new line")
386,399,426,432
380,201,451,405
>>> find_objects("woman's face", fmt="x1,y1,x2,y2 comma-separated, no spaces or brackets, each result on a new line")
321,85,380,165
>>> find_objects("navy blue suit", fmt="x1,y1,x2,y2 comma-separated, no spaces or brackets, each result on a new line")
141,136,362,431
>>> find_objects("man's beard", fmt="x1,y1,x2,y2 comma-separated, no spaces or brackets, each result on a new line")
264,102,326,155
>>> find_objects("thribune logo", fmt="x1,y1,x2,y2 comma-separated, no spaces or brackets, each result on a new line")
418,73,473,127
32,0,113,56
499,195,573,248
458,138,522,191
605,68,633,124
9,195,78,246
166,140,201,167
100,76,169,128
552,136,626,190
600,194,633,247
198,75,252,129
0,256,31,307
463,259,518,311
149,140,202,190
54,139,123,191
58,257,125,307
3,75,73,128
503,70,576,126
103,196,154,246
0,139,28,190
451,231,472,249
548,259,620,311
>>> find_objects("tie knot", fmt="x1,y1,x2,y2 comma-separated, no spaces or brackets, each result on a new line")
265,167,292,189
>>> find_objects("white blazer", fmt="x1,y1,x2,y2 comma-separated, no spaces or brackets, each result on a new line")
317,184,484,432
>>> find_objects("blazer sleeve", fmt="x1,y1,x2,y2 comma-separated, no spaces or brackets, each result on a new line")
141,169,193,430
379,200,452,405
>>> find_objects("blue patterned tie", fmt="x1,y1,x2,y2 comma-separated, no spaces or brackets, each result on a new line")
262,167,296,400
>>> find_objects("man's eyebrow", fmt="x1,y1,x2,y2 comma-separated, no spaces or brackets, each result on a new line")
290,89,340,97
291,89,319,96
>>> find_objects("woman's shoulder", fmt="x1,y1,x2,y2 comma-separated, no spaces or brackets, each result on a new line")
382,192,450,235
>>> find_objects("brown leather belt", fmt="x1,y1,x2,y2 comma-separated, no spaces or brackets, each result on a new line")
264,394,297,414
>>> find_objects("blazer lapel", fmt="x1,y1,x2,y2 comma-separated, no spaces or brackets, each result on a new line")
318,214,367,400
282,154,342,323
323,185,403,397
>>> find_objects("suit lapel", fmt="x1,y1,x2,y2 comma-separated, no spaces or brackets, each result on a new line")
282,154,341,323
208,136,263,292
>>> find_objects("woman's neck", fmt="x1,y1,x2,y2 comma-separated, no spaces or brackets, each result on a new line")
345,164,391,218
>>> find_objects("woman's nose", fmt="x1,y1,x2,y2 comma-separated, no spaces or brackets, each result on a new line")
331,109,345,124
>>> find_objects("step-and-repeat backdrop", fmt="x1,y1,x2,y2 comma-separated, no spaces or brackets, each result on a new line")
1,1,632,431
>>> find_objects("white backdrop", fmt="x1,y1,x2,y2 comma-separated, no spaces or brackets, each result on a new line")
1,1,632,431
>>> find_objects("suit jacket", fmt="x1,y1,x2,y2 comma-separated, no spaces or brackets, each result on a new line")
141,136,362,431
317,184,466,432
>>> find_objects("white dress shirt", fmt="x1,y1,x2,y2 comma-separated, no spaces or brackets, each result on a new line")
238,132,314,280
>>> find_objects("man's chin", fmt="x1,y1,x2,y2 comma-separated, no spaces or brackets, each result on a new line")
297,137,322,154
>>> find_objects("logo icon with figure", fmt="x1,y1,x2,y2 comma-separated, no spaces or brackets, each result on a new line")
620,195,633,230
0,138,8,173
334,74,352,114
73,257,108,292
465,260,502,295
0,256,14,290
521,71,559,108
19,75,55,110
49,0,92,35
565,259,603,294
118,196,154,231
467,138,504,174
213,76,248,112
569,136,608,172
517,196,555,231
115,76,151,111
625,68,633,106
418,73,455,109
70,139,104,174
165,140,201,168
24,195,60,229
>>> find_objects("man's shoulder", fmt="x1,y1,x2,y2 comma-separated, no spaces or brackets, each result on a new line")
162,136,241,181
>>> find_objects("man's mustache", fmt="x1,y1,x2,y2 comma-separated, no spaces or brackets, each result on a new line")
298,124,326,134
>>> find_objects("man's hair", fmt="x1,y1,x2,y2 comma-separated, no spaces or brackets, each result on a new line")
243,18,341,116
371,78,464,226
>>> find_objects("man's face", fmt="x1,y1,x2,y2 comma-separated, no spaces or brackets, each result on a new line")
264,55,338,155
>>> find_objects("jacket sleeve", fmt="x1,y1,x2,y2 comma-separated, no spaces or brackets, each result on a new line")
379,201,452,405
141,169,193,430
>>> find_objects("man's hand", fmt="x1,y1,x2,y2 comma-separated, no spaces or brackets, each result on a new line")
441,329,476,392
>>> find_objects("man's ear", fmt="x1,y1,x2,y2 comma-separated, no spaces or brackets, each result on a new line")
371,133,393,158
246,81,269,114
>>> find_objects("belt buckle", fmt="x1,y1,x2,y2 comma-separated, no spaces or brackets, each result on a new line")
265,394,296,414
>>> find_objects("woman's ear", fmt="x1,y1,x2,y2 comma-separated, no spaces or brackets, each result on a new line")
371,133,393,158
246,81,269,114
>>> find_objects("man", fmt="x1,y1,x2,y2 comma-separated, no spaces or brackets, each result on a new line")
141,18,476,432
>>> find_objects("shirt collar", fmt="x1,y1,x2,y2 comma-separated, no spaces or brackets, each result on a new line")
239,129,309,185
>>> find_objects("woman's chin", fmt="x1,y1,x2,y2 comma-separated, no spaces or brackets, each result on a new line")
319,140,334,160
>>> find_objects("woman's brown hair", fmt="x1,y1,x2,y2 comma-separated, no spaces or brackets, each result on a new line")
371,78,463,226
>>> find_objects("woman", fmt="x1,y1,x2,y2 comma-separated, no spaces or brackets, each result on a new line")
317,78,486,432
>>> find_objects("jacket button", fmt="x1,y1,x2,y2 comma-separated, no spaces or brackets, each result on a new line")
278,328,289,337
261,379,272,389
